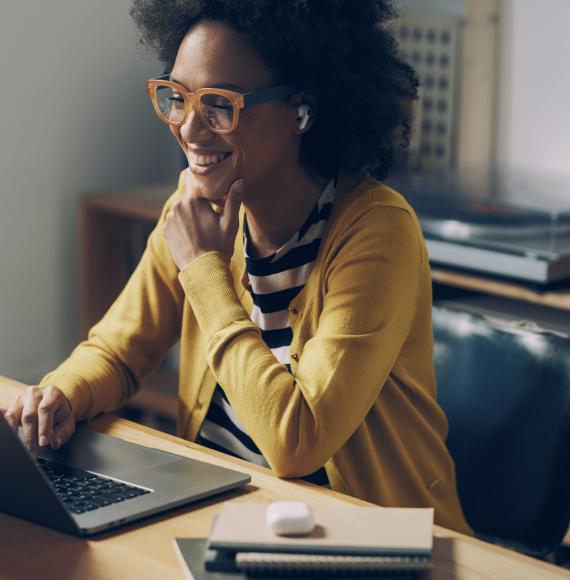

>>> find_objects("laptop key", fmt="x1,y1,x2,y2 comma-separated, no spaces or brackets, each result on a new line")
91,497,112,507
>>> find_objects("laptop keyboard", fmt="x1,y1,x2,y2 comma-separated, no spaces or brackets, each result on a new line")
37,457,151,515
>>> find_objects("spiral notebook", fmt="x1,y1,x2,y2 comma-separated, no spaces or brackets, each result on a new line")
174,504,433,578
174,538,431,578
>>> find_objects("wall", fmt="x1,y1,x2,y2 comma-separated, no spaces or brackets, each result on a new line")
498,0,570,176
2,0,570,384
401,0,570,175
0,1,180,383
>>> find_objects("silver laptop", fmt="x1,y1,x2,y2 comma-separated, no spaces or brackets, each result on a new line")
0,413,250,536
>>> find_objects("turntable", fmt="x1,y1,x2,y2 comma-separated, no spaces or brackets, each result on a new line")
388,167,570,285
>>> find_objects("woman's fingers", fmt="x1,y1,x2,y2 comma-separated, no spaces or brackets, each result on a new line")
220,178,244,232
163,177,244,269
4,396,24,432
37,386,63,447
3,385,74,454
52,414,76,449
20,386,44,456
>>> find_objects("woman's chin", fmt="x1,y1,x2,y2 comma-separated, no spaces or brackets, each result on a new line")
185,149,245,202
186,168,232,200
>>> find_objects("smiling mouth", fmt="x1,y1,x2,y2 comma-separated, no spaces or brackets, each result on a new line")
188,151,232,174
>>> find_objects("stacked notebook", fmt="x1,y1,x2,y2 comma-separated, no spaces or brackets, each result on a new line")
174,503,434,578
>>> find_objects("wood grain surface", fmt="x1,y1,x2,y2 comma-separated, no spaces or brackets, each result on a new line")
0,376,567,580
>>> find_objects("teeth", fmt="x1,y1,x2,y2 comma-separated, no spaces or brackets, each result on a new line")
191,152,230,166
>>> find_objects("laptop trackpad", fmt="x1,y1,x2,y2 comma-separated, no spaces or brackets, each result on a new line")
38,424,180,478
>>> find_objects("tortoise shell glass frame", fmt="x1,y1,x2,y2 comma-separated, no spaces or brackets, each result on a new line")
146,75,300,134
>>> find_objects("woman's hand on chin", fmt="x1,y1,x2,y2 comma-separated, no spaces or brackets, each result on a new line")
163,178,244,271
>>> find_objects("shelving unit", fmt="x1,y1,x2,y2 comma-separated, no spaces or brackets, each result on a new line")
81,183,175,334
81,183,178,433
81,183,570,432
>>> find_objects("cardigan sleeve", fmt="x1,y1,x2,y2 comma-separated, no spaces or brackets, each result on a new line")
39,177,186,421
178,204,424,477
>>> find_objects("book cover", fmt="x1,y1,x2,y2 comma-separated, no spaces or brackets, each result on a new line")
208,504,434,557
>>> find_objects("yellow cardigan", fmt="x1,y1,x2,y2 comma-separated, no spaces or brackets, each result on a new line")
41,170,471,534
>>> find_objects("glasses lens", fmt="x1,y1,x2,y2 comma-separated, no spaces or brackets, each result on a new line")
155,85,187,124
200,92,234,131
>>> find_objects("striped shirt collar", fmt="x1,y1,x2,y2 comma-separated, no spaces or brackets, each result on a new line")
244,179,336,263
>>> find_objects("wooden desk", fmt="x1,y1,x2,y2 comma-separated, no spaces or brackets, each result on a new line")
1,377,567,580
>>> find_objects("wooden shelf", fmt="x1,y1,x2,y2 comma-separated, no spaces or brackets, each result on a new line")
431,267,570,312
80,184,570,431
81,183,177,432
82,184,173,220
80,184,174,335
82,186,570,316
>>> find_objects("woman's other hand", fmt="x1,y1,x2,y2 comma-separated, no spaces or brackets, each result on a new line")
3,385,75,456
163,177,244,271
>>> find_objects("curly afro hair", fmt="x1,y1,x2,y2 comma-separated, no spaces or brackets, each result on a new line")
130,0,418,181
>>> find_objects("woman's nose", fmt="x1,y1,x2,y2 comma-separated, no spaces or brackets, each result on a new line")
180,107,212,143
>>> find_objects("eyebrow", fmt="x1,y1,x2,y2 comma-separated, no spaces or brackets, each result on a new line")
169,75,246,92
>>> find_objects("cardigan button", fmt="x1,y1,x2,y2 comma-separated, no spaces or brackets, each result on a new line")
195,400,203,411
291,353,299,362
289,306,299,316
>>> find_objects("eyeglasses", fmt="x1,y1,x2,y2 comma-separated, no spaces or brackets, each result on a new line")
146,75,299,134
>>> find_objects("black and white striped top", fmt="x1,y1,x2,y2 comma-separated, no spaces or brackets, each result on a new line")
197,179,335,485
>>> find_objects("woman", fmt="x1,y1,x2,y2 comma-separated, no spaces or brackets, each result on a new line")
4,0,471,533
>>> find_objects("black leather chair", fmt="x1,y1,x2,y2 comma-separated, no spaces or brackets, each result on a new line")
432,305,570,557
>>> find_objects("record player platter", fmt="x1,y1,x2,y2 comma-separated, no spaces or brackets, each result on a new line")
387,167,570,285
420,201,570,242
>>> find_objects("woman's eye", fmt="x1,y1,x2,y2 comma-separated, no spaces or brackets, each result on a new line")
207,97,232,110
168,93,184,103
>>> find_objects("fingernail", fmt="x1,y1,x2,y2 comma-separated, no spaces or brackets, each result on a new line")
39,435,48,447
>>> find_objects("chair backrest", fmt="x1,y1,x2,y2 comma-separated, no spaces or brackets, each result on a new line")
433,305,570,556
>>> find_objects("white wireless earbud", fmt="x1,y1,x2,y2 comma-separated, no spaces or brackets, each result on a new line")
297,104,311,130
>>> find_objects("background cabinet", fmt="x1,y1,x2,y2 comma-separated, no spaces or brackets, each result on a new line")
81,183,178,433
81,184,570,433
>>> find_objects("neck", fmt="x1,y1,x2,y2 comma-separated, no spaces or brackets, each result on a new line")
243,165,329,258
